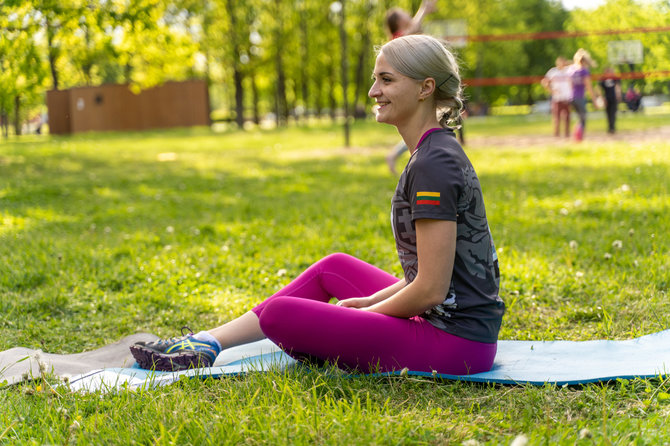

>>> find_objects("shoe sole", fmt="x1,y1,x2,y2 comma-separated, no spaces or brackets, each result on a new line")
129,345,212,371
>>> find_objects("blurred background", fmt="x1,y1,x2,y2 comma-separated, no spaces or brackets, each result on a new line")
1,0,669,136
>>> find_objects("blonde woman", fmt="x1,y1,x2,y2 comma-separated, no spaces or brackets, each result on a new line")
130,35,504,376
570,48,601,141
384,0,437,174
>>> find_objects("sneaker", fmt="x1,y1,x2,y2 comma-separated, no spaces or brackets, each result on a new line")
129,327,221,371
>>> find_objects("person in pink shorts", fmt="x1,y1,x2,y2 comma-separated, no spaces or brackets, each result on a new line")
131,34,505,376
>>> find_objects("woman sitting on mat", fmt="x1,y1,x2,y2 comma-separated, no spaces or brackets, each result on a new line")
130,34,505,375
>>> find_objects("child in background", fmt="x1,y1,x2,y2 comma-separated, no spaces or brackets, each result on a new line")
542,56,572,138
569,48,601,141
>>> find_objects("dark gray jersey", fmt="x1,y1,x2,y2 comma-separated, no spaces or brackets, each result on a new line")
391,128,504,343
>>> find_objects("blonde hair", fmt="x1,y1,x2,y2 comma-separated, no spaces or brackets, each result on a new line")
573,48,597,68
379,34,463,129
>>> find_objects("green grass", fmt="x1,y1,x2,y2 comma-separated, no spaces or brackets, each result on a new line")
1,114,669,444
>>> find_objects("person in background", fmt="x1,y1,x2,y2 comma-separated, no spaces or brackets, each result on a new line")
569,48,601,141
625,84,642,112
599,66,622,134
384,0,437,40
384,0,437,174
541,56,572,138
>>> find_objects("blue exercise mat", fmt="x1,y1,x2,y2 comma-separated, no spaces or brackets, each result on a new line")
68,330,670,392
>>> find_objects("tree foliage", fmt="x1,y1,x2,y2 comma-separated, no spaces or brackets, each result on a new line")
1,0,669,134
0,2,49,135
567,0,670,93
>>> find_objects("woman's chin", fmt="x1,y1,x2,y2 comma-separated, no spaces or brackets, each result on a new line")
374,112,390,124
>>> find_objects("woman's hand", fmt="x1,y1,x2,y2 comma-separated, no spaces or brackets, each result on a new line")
336,297,374,309
336,279,406,310
364,219,456,318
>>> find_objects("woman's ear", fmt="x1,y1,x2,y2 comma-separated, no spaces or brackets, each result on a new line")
419,78,436,101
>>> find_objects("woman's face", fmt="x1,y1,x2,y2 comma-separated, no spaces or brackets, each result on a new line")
368,53,422,126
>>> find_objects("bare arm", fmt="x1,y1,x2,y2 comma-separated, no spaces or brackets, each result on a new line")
541,76,551,92
585,74,600,104
337,278,406,308
362,219,456,318
404,0,437,35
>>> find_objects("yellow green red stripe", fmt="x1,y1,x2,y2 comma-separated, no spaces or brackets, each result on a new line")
416,191,440,205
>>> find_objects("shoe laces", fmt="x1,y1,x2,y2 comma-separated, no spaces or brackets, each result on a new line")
154,326,195,346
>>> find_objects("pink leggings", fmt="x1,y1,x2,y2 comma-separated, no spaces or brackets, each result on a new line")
252,253,497,375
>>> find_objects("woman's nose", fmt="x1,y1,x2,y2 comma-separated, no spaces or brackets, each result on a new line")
368,82,380,98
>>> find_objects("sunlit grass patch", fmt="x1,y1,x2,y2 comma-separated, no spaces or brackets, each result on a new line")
1,117,670,443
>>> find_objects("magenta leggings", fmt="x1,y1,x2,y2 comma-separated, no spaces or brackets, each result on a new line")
252,253,497,375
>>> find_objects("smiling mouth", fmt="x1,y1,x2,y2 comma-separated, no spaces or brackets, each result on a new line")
374,102,389,114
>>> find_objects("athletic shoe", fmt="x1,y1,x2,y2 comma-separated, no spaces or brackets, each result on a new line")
129,327,221,371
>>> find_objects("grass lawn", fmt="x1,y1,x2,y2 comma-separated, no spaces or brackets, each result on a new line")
1,113,669,444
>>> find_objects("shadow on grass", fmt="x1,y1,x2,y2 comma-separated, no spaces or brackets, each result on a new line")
1,134,668,349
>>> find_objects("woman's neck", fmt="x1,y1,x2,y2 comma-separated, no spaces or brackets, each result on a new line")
398,110,441,154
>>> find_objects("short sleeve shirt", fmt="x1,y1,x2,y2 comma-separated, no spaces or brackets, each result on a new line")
570,66,590,100
600,76,620,103
391,128,505,343
545,67,573,102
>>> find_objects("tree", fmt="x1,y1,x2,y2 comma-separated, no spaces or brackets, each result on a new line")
350,0,376,119
223,0,246,128
3,0,669,137
334,0,351,146
568,0,670,94
0,2,48,136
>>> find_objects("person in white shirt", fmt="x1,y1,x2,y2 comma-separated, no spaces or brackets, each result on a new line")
542,57,573,138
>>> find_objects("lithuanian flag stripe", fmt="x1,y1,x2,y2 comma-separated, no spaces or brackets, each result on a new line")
416,191,440,205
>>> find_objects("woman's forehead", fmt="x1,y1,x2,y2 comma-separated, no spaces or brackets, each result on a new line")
373,53,393,72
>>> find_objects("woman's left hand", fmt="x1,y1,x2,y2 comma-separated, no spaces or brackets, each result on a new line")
336,297,373,309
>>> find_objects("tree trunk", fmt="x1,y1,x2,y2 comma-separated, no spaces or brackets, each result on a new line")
14,95,21,136
1,111,8,138
274,91,279,127
338,0,350,147
45,16,59,90
353,1,373,120
273,0,288,125
288,82,296,122
328,64,336,122
233,68,244,127
299,5,309,121
225,0,245,128
276,54,287,125
251,72,260,125
83,24,92,85
314,74,322,118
